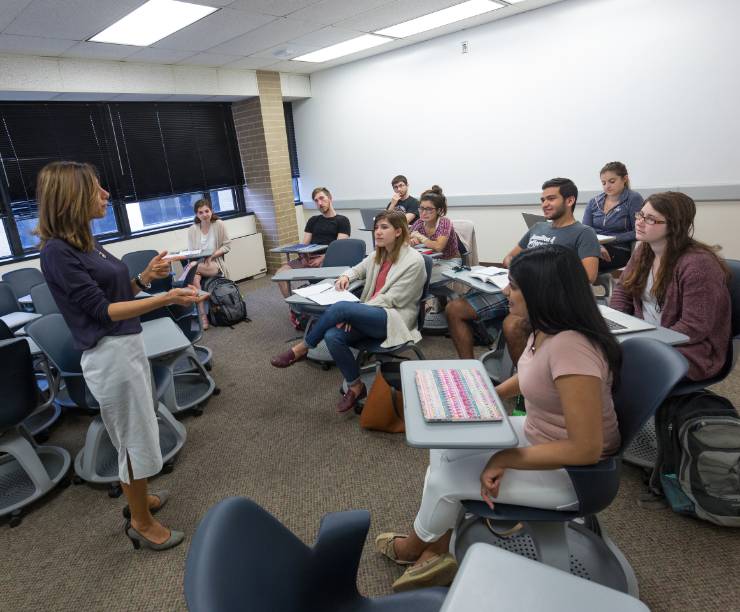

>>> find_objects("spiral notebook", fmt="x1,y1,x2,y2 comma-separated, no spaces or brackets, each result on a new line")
415,368,503,422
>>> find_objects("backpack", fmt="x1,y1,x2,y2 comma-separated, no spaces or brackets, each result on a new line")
202,276,249,327
651,390,740,527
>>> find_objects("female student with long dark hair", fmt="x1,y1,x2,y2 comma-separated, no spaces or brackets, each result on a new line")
37,161,207,551
376,245,622,592
271,211,427,414
610,191,731,381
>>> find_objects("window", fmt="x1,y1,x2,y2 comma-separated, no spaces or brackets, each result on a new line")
0,220,12,258
283,102,302,203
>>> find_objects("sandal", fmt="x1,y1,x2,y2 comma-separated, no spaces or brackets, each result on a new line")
374,532,414,565
392,553,458,592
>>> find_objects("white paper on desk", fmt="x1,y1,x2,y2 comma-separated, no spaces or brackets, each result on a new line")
292,281,360,305
468,266,510,289
164,249,201,260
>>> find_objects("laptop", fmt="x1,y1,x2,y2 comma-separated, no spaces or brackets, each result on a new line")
522,212,547,229
598,305,656,335
360,208,387,230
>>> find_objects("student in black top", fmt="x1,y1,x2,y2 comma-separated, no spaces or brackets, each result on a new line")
36,161,207,551
387,174,420,224
276,186,351,300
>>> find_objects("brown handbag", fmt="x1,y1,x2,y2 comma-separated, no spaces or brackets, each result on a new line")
359,362,405,433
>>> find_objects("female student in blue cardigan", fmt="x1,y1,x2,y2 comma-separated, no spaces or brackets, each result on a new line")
271,210,427,414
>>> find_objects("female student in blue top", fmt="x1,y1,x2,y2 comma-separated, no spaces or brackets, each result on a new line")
271,211,427,414
582,161,644,271
376,245,622,592
36,161,208,551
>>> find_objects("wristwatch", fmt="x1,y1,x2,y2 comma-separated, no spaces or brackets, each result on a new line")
134,273,152,291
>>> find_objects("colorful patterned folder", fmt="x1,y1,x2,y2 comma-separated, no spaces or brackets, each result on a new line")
415,368,503,422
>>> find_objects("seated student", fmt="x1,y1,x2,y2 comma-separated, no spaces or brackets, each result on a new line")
408,185,461,262
276,187,351,301
610,191,731,381
582,161,644,271
445,178,600,363
187,198,231,329
375,245,622,592
270,211,426,414
387,174,420,224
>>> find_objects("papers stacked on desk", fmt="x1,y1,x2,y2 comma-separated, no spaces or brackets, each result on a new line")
415,368,503,422
292,281,360,306
275,243,323,253
163,249,202,260
467,265,510,289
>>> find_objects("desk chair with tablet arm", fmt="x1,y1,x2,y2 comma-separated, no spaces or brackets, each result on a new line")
0,338,71,528
455,338,688,597
122,249,173,294
25,314,186,496
1,267,45,312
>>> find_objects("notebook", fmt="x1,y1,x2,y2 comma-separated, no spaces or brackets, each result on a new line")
415,368,503,422
292,281,360,306
598,305,656,335
466,265,510,289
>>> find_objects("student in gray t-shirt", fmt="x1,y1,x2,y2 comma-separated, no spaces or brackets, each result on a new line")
518,220,600,260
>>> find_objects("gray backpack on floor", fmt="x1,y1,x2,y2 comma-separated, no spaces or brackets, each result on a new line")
202,276,249,327
652,391,740,527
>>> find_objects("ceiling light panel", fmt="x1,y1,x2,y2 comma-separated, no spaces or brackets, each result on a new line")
90,0,218,46
375,0,504,38
292,34,392,63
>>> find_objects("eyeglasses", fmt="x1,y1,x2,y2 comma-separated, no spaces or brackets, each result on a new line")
419,206,436,212
635,211,667,225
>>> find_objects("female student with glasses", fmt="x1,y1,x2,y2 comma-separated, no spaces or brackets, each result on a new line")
408,185,461,262
270,210,427,414
610,192,731,381
375,245,622,592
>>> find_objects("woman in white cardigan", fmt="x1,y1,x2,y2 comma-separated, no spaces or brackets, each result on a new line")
186,198,231,328
271,210,427,413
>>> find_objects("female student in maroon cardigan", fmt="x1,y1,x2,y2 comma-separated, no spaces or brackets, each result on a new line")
37,161,207,551
610,191,731,381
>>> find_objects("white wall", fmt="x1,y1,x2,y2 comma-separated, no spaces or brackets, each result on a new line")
293,0,740,199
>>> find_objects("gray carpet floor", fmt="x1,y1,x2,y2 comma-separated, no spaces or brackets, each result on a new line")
1,275,739,612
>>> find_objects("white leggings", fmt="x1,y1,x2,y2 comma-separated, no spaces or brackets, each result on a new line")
413,417,578,542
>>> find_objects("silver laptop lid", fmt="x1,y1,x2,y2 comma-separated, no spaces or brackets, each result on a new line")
522,212,547,229
598,305,656,335
360,208,386,229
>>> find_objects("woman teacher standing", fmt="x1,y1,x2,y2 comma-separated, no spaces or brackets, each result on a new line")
36,161,207,551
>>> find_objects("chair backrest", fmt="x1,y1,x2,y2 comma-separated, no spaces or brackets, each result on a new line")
726,259,740,339
122,249,172,293
0,338,38,428
0,281,19,316
322,239,366,268
185,497,314,612
450,219,478,266
614,337,689,451
25,313,83,375
2,267,45,300
0,319,14,341
417,254,433,330
30,282,60,315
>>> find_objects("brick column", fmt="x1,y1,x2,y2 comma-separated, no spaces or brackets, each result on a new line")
232,71,298,272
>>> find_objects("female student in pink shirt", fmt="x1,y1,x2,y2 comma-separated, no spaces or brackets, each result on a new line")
375,245,622,592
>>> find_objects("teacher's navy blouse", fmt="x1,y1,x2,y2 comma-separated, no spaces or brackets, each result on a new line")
41,238,141,351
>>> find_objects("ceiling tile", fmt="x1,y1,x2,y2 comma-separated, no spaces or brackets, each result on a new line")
224,56,280,69
248,42,314,60
208,17,320,55
337,0,463,32
226,0,323,18
4,0,144,40
62,41,140,60
0,0,34,32
193,0,238,6
266,59,324,74
288,26,365,47
288,0,396,27
125,47,195,64
153,8,275,52
0,34,75,55
179,52,243,67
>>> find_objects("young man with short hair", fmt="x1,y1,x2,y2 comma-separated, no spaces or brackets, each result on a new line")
386,174,419,224
445,178,600,363
276,186,351,300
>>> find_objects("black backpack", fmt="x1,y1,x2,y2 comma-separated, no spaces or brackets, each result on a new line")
202,276,249,327
651,390,740,527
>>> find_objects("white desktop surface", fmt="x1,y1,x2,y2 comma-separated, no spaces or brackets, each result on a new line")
141,317,191,359
271,266,350,282
400,360,518,449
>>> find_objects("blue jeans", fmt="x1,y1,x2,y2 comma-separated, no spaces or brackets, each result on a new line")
304,302,388,384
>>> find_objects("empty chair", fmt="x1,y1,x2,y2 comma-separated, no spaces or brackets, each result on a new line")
184,497,447,612
2,267,45,306
455,337,689,596
0,338,71,527
321,238,366,268
122,249,173,294
29,282,59,315
25,314,186,491
0,281,41,332
450,219,478,267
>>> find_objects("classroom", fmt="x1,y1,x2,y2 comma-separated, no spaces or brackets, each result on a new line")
1,0,738,610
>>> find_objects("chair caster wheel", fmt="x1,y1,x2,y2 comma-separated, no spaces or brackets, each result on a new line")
353,403,363,415
321,363,330,371
72,475,84,485
108,483,123,498
9,510,22,528
205,362,212,371
60,477,72,488
640,468,651,485
212,387,221,396
162,461,175,474
193,406,204,417
35,430,50,444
